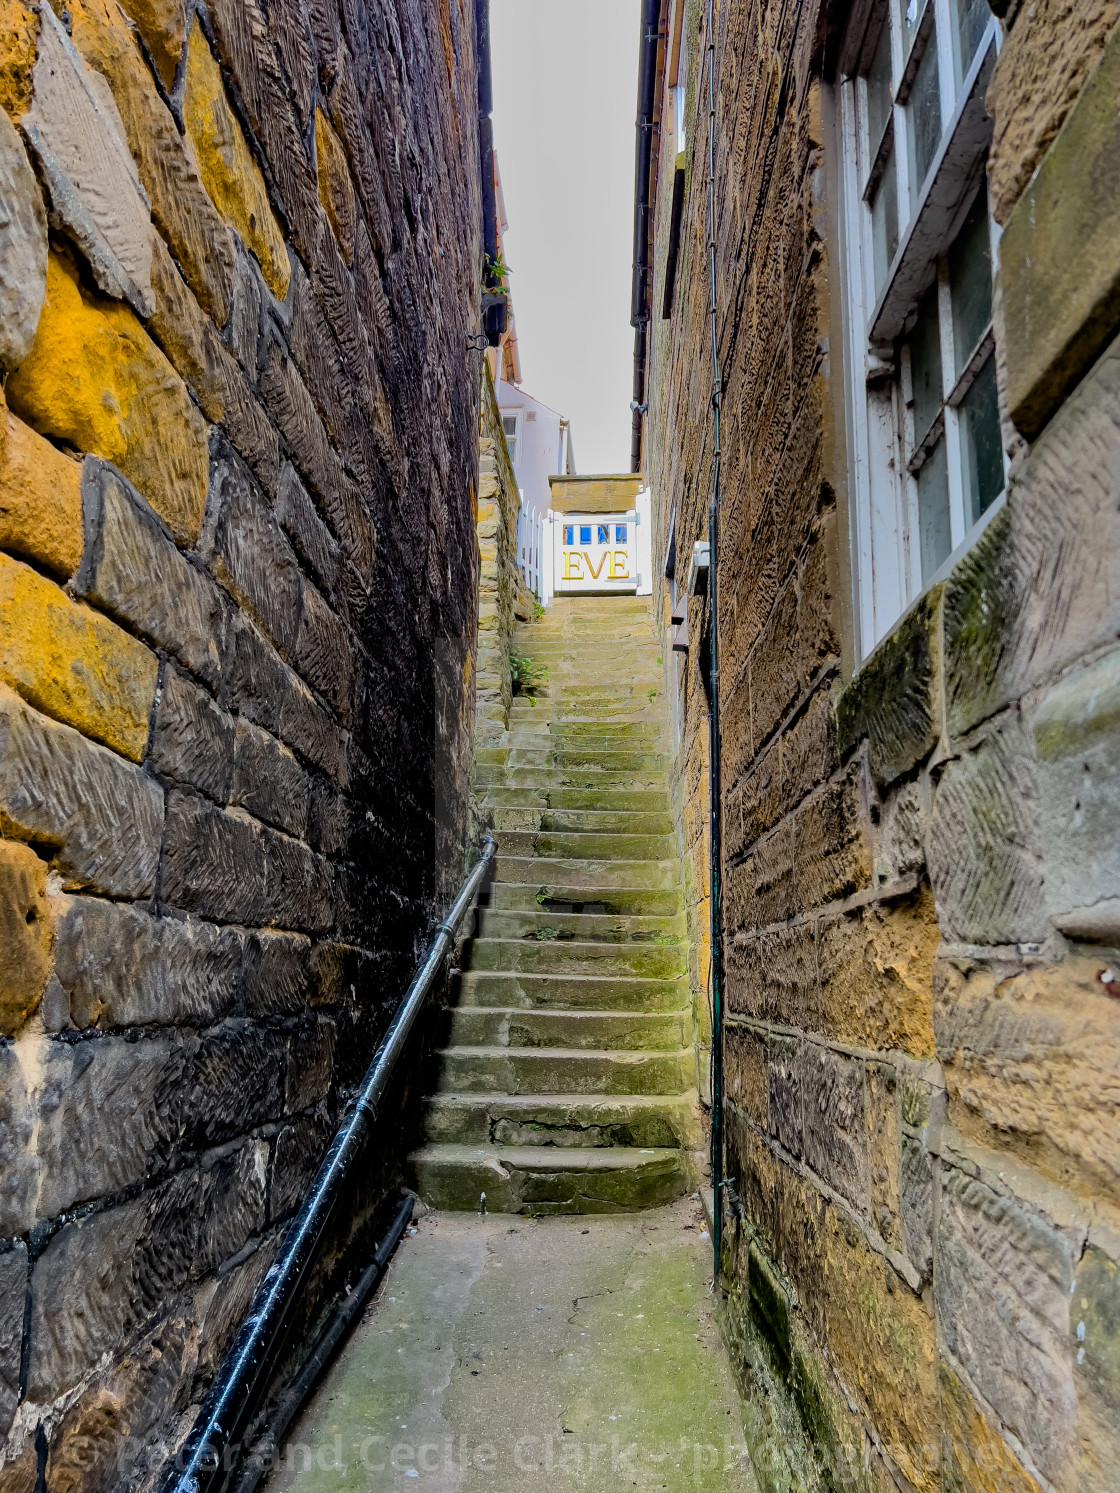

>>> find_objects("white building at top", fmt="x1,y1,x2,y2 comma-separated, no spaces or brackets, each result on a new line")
492,375,575,604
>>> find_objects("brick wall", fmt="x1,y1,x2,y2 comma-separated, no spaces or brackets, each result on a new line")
0,0,481,1484
646,0,1120,1489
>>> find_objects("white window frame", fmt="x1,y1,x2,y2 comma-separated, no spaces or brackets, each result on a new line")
838,0,1006,658
500,410,520,466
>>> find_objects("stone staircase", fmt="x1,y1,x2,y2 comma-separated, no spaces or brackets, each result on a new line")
410,595,700,1214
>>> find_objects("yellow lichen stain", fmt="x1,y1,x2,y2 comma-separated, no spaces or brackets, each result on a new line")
0,0,37,120
0,408,84,579
939,1359,1043,1493
316,107,356,264
183,21,290,300
0,550,158,761
114,0,185,92
6,250,208,545
0,838,55,1036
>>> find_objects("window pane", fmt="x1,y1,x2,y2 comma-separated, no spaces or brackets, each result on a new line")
898,0,924,60
952,0,989,85
909,285,943,443
959,353,1003,526
917,437,951,581
579,525,591,544
908,34,941,202
871,147,899,292
597,524,609,544
866,22,893,158
564,525,573,544
615,524,627,543
949,185,992,373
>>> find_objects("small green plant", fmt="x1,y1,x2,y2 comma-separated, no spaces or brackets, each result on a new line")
535,886,550,905
511,650,548,705
531,926,561,941
647,688,658,702
655,655,662,666
532,595,545,622
484,251,512,291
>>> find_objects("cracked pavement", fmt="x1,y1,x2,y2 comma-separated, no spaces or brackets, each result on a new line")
264,1197,758,1492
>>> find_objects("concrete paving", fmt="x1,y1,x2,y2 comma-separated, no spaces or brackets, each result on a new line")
265,1197,758,1493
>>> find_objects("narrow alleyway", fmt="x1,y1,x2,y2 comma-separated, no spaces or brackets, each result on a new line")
263,598,749,1490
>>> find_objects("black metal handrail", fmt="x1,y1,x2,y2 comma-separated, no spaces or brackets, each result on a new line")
164,835,498,1493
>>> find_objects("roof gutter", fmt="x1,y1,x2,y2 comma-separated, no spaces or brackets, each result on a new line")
630,0,661,472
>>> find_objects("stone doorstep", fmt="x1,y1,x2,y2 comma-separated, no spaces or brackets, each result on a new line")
407,1143,689,1214
434,1045,697,1097
450,971,691,1012
446,1007,691,1051
420,1091,701,1149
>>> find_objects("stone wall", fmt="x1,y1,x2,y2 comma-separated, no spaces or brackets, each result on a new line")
474,362,521,748
0,0,481,1485
646,1,1120,1490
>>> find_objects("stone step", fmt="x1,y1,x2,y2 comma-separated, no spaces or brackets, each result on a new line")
445,1007,690,1050
408,1144,688,1214
494,855,678,891
506,727,663,750
484,882,683,916
495,830,674,861
434,1046,695,1096
475,766,667,790
451,970,690,1012
480,786,670,812
489,808,674,835
476,906,687,942
504,748,667,772
420,1091,700,1149
462,937,687,979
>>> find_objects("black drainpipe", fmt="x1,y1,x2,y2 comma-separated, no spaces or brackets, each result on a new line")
704,0,724,1278
476,0,505,345
630,0,661,471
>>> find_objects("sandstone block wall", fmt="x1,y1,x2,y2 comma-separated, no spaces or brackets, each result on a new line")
474,363,520,748
0,0,481,1485
647,1,1120,1489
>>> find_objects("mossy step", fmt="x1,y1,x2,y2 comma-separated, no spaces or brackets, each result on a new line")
505,749,667,772
477,906,687,942
408,1144,687,1214
475,767,667,790
434,1046,695,1096
506,731,663,753
446,1007,690,1051
463,937,687,978
451,970,690,1013
494,855,677,891
480,787,670,812
486,807,674,835
484,882,683,916
420,1092,701,1149
496,830,675,861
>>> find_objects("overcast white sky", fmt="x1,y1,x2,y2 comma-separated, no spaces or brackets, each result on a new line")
489,0,640,475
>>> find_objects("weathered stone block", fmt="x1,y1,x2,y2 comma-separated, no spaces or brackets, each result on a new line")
0,106,45,371
231,717,309,838
0,1244,26,1439
0,1044,34,1235
927,710,1046,945
0,0,38,121
307,771,351,856
292,577,352,716
315,107,355,263
200,1139,268,1270
6,251,209,545
116,0,184,90
934,955,1120,1204
273,461,341,602
240,928,311,1016
0,837,53,1035
724,1025,768,1128
67,0,234,325
33,1032,190,1219
0,409,83,579
160,787,332,931
182,20,290,300
22,1,153,317
937,1357,1044,1493
0,683,163,896
1000,18,1120,439
725,921,818,1027
935,1164,1077,1483
78,461,228,691
1031,649,1120,940
900,1128,934,1283
202,444,303,658
55,895,242,1028
147,233,279,492
186,1022,287,1146
149,665,235,801
0,549,157,760
834,588,940,787
1071,1240,1120,1491
796,1041,869,1214
816,888,937,1057
192,1234,276,1384
285,1016,334,1113
228,249,263,379
269,1108,331,1220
